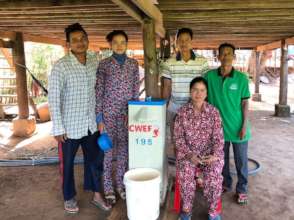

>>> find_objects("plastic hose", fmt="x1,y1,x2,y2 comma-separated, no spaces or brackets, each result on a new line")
0,156,84,167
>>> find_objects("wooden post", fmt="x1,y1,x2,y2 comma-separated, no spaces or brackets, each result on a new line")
275,39,290,117
0,105,4,119
12,32,36,136
143,18,160,98
160,30,171,61
252,50,262,101
279,40,288,105
274,49,277,75
12,32,29,119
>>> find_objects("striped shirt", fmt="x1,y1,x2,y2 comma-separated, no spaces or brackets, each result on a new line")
48,51,98,139
160,51,209,112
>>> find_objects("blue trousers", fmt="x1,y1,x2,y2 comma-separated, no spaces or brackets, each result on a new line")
58,131,104,201
222,141,248,194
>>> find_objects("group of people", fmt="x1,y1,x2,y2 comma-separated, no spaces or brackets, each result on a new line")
162,28,251,220
48,23,139,213
48,23,251,220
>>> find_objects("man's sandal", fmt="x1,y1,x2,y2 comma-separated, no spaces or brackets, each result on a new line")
208,214,222,220
178,212,192,220
236,193,248,205
64,198,79,214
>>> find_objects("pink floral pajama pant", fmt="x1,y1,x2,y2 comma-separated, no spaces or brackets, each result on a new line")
103,115,128,194
178,159,223,215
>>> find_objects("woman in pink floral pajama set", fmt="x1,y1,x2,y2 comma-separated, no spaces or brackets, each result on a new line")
174,77,224,220
95,30,140,207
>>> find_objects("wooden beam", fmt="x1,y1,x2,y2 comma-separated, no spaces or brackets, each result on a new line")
164,20,294,27
0,20,139,25
256,35,294,51
155,21,165,38
23,34,66,46
0,0,113,8
143,18,160,98
0,30,16,41
0,39,14,48
0,7,124,15
158,0,294,10
286,37,294,45
0,11,130,18
12,32,29,119
256,41,281,51
0,30,66,46
163,9,294,20
0,48,14,69
111,0,144,23
131,0,162,22
112,0,165,37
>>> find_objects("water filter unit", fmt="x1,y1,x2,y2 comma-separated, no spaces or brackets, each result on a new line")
128,99,168,203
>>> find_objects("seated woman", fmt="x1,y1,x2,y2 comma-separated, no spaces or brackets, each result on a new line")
174,77,224,220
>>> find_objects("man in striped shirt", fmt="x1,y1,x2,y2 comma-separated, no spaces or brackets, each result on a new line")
161,28,209,137
48,23,110,214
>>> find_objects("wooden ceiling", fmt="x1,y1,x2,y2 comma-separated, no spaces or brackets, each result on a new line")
0,0,143,50
158,0,294,49
0,0,293,50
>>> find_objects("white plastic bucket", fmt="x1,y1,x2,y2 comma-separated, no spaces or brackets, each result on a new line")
123,168,161,220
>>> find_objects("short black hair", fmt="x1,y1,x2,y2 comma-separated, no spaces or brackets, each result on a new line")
190,76,208,91
176,28,193,40
218,43,236,55
106,30,128,42
65,23,87,43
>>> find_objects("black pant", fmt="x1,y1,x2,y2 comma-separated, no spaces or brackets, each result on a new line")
58,131,104,201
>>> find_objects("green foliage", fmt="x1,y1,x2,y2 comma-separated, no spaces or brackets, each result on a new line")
27,44,55,89
25,43,64,103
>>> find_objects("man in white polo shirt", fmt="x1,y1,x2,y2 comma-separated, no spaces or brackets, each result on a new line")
161,28,209,141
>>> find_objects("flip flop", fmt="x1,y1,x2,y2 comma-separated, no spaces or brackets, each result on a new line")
91,199,112,211
208,214,222,220
116,188,126,200
236,193,248,205
105,192,116,205
64,198,79,214
178,212,192,220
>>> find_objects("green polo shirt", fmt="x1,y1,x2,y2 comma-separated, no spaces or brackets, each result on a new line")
204,68,251,142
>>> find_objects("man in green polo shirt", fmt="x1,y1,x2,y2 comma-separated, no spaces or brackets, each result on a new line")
205,43,251,205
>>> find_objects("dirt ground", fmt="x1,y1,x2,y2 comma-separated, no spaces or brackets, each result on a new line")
0,81,294,220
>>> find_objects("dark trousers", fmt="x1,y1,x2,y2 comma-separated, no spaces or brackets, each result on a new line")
222,141,248,194
58,131,104,201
